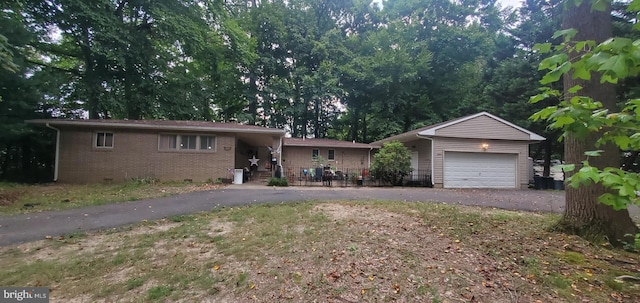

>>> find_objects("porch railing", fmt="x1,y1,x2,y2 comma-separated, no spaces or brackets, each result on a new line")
282,167,432,188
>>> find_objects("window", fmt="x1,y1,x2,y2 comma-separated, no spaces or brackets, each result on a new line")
200,136,216,150
96,132,114,148
312,149,319,158
159,134,177,149
180,135,197,150
159,134,216,152
328,149,335,160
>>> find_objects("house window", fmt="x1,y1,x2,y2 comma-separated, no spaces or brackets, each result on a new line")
200,136,216,151
180,135,197,150
159,134,177,150
159,134,216,152
328,149,335,160
95,132,114,148
312,149,319,158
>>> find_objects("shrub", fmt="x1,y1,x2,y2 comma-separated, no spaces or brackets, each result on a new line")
130,177,158,185
371,141,412,186
267,177,288,187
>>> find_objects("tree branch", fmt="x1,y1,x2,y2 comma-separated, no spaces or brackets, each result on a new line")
24,58,81,76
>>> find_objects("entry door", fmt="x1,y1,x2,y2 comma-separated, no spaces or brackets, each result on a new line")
411,151,419,180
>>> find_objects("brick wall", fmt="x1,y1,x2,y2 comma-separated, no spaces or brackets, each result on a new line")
57,127,235,183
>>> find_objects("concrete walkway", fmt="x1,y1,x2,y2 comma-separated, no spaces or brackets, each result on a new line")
0,185,567,246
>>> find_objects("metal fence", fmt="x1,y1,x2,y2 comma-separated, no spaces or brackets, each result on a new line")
282,167,432,188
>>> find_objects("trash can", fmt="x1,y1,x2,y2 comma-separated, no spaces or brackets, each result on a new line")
553,180,565,190
534,176,543,189
233,169,244,184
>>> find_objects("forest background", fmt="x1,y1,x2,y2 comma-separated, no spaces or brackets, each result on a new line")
1,0,635,182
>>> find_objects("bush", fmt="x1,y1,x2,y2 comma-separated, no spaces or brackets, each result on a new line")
267,177,288,187
371,141,412,186
130,177,159,185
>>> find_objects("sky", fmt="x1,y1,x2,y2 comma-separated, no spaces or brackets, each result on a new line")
371,0,524,9
497,0,523,8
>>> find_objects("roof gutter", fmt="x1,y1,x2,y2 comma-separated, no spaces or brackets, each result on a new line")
416,134,434,187
31,120,285,135
45,123,60,182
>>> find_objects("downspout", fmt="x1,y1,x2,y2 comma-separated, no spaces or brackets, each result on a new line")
368,147,373,168
416,134,434,187
46,123,60,182
278,136,283,166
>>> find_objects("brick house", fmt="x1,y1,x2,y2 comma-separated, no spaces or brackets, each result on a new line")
30,111,543,188
27,119,285,183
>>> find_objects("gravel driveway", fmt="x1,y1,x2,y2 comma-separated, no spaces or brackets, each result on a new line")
0,185,630,247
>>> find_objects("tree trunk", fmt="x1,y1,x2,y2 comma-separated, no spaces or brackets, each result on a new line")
559,1,638,245
350,106,359,142
248,73,258,125
314,98,320,138
80,27,100,119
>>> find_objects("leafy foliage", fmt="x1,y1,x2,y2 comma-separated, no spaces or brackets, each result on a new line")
531,0,640,210
370,141,412,186
267,177,289,187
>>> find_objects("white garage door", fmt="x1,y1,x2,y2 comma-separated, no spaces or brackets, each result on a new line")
443,152,517,188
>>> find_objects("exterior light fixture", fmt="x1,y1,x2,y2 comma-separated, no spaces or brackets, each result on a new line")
481,143,489,151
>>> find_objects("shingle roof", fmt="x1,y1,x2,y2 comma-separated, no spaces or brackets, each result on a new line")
27,119,286,134
371,119,451,145
372,111,545,144
284,137,379,149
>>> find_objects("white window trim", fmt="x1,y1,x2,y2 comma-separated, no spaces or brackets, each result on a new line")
158,134,216,152
94,131,114,149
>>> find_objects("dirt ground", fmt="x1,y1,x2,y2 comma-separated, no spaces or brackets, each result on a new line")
5,201,638,303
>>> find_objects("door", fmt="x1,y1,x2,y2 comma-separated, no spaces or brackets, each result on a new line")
443,152,517,188
411,151,419,180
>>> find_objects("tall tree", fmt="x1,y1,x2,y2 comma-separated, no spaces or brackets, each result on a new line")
532,0,639,244
0,3,56,182
560,0,637,244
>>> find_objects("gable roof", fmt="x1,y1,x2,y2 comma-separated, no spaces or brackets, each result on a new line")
418,111,545,140
284,138,379,149
27,119,286,135
372,111,545,144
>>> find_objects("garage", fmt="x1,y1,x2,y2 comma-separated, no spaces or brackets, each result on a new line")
372,112,544,189
443,151,517,188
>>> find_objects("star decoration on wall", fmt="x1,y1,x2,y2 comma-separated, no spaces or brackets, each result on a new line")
249,155,260,166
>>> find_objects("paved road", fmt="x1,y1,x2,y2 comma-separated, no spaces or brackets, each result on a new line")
0,185,568,246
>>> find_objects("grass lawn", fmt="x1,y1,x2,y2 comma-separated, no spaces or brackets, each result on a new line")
0,180,223,215
0,197,638,302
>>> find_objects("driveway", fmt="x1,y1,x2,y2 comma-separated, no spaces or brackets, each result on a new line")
0,185,574,247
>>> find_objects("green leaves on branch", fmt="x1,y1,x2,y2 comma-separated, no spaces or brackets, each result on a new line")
530,0,640,210
568,163,640,210
0,34,17,73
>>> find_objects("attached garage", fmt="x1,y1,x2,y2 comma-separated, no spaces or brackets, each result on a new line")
443,152,517,188
373,111,545,189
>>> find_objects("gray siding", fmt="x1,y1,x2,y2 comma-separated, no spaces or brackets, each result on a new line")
435,115,530,140
404,139,432,172
432,137,529,189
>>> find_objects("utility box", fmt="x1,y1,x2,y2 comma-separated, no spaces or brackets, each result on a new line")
233,169,244,184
